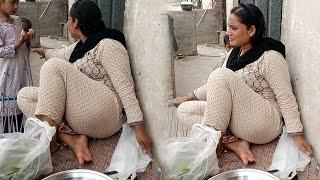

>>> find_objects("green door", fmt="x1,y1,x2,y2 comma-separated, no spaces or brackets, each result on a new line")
239,0,283,41
90,0,125,32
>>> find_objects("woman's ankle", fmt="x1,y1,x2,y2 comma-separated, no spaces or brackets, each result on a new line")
36,114,59,127
50,134,59,153
59,132,88,149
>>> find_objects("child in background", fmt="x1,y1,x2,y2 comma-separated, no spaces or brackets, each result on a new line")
20,16,33,85
213,34,232,70
0,0,35,133
20,16,32,50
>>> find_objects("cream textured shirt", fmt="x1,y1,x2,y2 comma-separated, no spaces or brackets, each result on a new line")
45,39,143,124
194,50,303,134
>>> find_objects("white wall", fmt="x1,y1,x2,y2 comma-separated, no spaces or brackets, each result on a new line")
68,0,75,43
281,0,320,163
226,0,238,29
123,0,176,165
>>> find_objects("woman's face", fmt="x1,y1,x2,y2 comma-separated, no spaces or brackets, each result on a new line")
67,16,80,38
226,13,254,47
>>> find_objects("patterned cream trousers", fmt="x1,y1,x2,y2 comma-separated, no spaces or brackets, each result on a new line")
17,59,125,138
178,68,283,144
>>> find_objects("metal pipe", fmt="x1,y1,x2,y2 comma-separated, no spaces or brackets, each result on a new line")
196,0,214,28
39,0,53,20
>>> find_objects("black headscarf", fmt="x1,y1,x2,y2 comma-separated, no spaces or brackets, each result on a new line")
226,37,285,72
69,28,127,63
68,0,127,63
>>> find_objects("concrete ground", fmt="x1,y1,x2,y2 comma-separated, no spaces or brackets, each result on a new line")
174,44,226,96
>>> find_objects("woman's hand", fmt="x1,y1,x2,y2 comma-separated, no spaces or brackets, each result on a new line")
133,124,152,155
168,92,197,106
293,134,312,156
168,96,189,106
32,48,46,59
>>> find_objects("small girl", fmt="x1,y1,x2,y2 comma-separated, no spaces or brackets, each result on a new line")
0,0,35,133
20,16,32,50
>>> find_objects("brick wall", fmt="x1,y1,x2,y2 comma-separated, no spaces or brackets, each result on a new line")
38,0,68,36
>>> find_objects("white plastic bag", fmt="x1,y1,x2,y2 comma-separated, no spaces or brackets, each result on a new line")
269,127,310,179
160,124,221,180
0,118,56,180
106,123,152,180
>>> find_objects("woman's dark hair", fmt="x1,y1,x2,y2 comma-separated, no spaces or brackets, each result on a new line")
223,34,229,46
69,0,105,37
231,3,266,44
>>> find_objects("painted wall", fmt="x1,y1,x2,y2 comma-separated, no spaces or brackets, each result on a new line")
226,0,238,30
123,0,176,166
16,1,40,47
18,0,68,37
17,0,67,47
281,0,320,163
167,10,197,55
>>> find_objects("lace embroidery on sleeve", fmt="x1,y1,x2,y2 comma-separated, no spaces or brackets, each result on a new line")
0,44,15,58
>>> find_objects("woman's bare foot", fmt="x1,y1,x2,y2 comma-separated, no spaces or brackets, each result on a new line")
50,140,59,153
216,140,224,156
224,139,255,165
59,133,93,165
37,115,60,153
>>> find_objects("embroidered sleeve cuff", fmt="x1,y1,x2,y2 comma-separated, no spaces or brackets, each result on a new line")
285,119,303,134
191,91,199,100
0,44,15,58
125,108,144,124
45,49,53,59
129,121,144,127
193,89,201,100
288,131,303,136
193,84,207,101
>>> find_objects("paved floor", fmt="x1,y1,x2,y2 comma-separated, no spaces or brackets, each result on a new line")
174,44,226,96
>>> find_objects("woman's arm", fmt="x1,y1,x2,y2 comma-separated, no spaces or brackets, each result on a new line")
263,51,312,156
263,51,303,134
99,39,151,154
44,42,78,60
98,39,143,125
193,83,207,101
168,51,231,106
168,81,206,106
